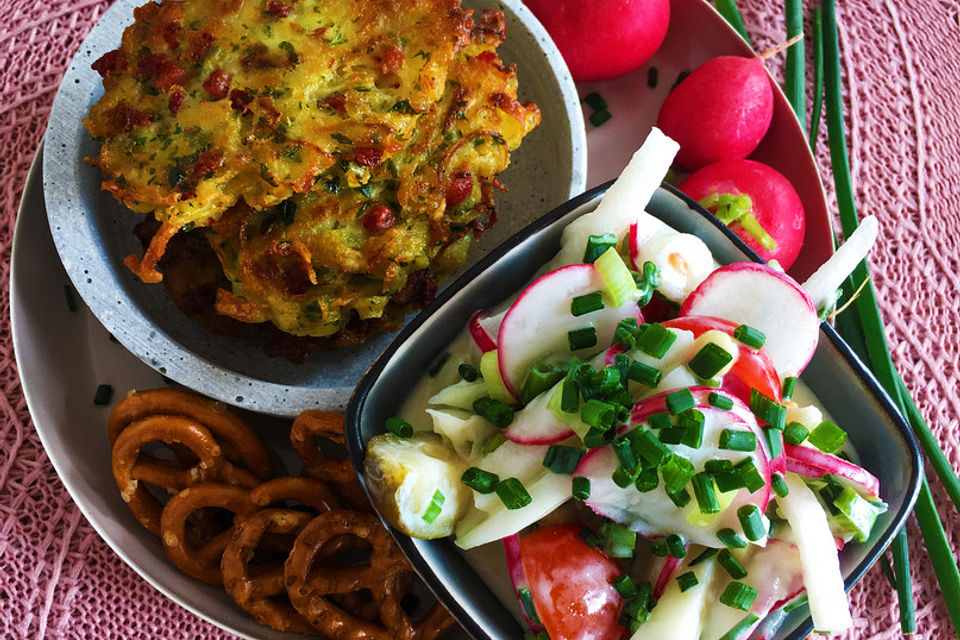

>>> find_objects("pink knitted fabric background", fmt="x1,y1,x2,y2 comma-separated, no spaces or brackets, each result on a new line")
1,0,959,638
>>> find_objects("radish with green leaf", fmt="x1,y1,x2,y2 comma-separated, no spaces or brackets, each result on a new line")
678,159,806,270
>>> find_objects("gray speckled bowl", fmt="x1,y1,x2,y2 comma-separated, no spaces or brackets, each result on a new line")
42,0,586,417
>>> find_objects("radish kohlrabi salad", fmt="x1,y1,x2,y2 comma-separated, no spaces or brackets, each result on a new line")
362,129,886,640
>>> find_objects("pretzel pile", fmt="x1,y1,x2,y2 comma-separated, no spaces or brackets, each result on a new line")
109,388,455,638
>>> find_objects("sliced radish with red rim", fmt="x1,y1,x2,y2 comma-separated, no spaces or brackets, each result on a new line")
502,534,545,633
783,443,880,498
469,311,497,353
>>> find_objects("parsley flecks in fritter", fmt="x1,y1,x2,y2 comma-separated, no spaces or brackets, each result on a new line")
84,0,540,338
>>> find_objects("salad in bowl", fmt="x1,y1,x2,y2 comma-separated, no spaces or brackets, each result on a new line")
354,129,893,640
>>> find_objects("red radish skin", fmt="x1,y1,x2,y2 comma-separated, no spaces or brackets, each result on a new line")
503,534,545,633
524,0,669,83
678,159,806,269
783,444,881,497
656,56,774,170
469,311,497,353
653,552,685,599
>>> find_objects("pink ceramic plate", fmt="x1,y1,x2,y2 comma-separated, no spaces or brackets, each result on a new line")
578,0,831,282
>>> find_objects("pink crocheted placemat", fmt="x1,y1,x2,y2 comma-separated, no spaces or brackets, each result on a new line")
2,0,958,638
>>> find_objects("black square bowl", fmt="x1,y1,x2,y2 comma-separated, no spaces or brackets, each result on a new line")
346,182,922,640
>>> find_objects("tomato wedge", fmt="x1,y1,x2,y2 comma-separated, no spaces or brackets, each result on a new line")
663,316,781,403
519,525,626,640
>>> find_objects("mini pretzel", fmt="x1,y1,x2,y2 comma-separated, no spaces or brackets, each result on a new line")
250,476,342,513
285,510,454,640
290,411,369,510
160,482,257,584
112,415,227,534
221,509,318,634
110,388,273,479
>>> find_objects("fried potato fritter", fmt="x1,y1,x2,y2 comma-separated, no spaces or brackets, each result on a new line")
85,0,540,340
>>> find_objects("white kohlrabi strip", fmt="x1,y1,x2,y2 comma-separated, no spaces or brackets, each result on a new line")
802,215,879,311
551,128,680,269
630,556,716,640
777,473,853,633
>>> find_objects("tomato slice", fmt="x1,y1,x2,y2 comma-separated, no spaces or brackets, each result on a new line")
518,525,626,640
663,316,781,403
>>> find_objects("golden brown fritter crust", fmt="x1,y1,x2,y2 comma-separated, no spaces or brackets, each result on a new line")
86,0,539,340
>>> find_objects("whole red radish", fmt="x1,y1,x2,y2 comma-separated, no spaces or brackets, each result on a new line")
657,56,773,169
679,159,805,269
524,0,669,83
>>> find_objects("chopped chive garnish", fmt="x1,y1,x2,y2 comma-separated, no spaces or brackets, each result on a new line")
543,445,585,475
703,460,732,475
718,550,748,580
601,522,637,558
584,426,616,448
582,398,616,429
560,378,580,414
666,533,686,558
385,416,413,438
647,411,672,430
589,109,612,127
495,478,532,510
781,376,798,401
619,599,651,632
635,323,677,358
632,429,671,466
771,472,790,498
764,427,784,459
583,92,608,111
665,388,695,414
717,529,747,551
749,389,786,429
627,361,662,388
658,427,685,445
572,476,591,500
579,527,602,548
720,581,758,611
522,363,564,405
613,436,639,472
583,233,617,264
461,467,498,494
458,363,479,382
690,547,719,566
93,384,113,406
571,291,605,316
428,352,450,376
517,587,541,624
737,505,766,541
647,67,659,88
719,429,756,452
692,473,721,514
734,459,765,493
613,466,636,488
783,421,810,445
635,467,659,492
660,453,695,494
732,324,765,349
612,574,638,599
668,488,691,508
808,420,847,453
481,432,507,455
714,470,747,493
689,343,734,379
473,397,514,428
708,392,735,410
595,248,638,306
421,489,445,523
718,613,760,640
679,409,705,448
64,284,78,312
568,326,598,351
676,571,699,592
650,539,670,556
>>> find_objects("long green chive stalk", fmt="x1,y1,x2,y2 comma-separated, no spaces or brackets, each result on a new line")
822,0,960,634
715,0,752,47
784,0,805,133
809,8,825,150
